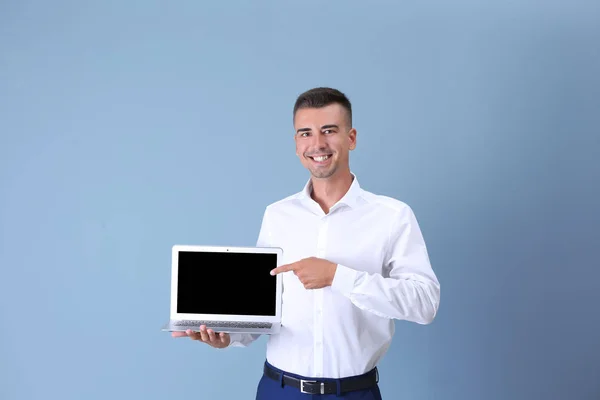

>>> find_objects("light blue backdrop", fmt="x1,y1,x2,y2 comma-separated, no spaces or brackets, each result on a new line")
1,1,599,399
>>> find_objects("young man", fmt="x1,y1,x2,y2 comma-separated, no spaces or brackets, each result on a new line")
174,87,441,399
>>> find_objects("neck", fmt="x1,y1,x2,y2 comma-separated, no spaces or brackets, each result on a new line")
310,169,354,214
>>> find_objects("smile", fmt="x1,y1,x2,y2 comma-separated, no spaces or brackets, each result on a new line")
309,155,331,162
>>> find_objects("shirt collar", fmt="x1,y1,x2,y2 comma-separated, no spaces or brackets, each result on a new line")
298,172,363,211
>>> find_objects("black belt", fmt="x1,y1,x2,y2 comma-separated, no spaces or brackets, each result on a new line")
263,362,379,395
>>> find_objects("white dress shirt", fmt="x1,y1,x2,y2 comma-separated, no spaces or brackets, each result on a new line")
229,174,440,379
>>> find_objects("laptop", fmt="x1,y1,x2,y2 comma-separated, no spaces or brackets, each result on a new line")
161,244,283,334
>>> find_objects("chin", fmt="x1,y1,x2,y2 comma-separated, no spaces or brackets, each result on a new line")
310,167,337,179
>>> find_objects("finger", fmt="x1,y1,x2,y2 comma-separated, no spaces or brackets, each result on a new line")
303,279,315,289
199,326,209,342
219,332,231,347
219,332,228,344
271,263,294,275
172,331,187,338
207,329,217,342
186,329,200,340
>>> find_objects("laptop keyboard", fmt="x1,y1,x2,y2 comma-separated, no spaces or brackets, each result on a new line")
174,320,272,329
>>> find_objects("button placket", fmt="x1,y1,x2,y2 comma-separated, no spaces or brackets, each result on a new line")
313,215,328,378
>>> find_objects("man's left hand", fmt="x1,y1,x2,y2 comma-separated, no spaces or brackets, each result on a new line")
270,257,337,289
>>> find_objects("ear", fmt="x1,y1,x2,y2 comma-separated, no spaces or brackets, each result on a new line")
294,134,300,156
348,128,357,151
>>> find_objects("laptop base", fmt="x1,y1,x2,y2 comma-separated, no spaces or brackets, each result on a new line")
161,320,280,334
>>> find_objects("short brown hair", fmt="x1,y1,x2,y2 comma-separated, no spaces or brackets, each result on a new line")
293,87,352,126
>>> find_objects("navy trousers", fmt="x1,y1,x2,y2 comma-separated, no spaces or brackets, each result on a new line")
255,361,383,400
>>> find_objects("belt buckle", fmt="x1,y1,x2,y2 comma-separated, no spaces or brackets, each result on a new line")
300,379,325,395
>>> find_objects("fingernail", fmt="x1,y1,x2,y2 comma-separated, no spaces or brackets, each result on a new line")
270,270,275,275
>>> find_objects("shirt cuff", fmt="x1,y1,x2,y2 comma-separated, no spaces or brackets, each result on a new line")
228,333,243,347
331,264,358,297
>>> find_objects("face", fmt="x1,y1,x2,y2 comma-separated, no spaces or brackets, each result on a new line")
293,104,357,179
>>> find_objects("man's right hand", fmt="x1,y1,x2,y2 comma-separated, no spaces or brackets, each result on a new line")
171,325,231,348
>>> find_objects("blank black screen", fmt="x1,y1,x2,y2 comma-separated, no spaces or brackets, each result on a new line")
176,250,277,316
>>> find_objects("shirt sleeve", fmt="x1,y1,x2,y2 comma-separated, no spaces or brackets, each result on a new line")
330,204,440,324
228,207,272,348
228,333,262,347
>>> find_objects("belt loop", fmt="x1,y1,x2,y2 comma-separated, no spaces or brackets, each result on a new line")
336,379,341,397
278,371,284,388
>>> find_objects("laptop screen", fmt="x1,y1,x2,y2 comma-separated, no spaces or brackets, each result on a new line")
176,250,277,316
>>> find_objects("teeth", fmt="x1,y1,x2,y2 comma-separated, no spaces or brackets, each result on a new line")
313,155,330,162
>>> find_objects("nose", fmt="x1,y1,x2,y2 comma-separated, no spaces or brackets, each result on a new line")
311,131,327,148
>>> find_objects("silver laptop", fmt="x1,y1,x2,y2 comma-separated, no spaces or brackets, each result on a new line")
161,244,283,334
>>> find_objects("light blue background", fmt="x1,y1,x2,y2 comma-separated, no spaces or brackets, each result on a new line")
1,1,599,399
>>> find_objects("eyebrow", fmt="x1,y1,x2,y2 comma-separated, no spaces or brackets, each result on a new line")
296,124,340,133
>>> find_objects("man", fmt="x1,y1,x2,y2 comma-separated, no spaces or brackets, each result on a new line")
173,87,441,399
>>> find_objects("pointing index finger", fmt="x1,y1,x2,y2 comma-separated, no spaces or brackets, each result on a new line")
270,263,294,275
